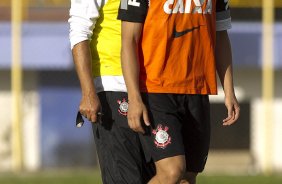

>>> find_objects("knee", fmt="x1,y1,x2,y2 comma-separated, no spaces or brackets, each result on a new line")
167,166,186,181
180,172,198,184
157,164,186,183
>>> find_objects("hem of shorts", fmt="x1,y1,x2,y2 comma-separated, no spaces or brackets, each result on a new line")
152,151,184,163
186,167,205,173
152,152,206,173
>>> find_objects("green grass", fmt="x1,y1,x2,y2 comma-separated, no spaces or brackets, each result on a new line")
0,169,102,184
198,175,282,184
0,169,282,184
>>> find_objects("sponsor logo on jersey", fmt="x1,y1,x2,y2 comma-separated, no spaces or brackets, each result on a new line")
117,98,129,116
164,0,212,14
152,124,172,149
173,25,204,38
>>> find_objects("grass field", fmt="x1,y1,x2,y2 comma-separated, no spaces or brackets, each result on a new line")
0,169,282,184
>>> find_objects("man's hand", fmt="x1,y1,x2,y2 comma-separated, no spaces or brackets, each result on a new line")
223,95,240,126
79,92,101,123
127,99,150,134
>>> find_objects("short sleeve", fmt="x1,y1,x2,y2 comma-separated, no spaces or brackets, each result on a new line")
117,0,148,23
216,0,231,31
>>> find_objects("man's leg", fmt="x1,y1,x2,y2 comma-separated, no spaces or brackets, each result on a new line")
139,94,191,184
148,155,186,184
140,93,210,184
93,91,155,184
179,95,211,184
147,157,198,184
179,172,198,184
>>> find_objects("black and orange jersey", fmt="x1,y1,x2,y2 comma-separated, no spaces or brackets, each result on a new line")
118,0,231,95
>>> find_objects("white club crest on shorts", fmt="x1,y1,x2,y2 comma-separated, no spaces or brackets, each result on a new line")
152,124,171,149
117,98,128,116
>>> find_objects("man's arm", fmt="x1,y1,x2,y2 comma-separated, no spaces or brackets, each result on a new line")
69,0,101,123
215,30,240,126
72,41,101,123
121,21,150,133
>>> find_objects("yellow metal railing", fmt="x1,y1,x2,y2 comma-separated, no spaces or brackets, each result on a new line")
262,0,275,174
11,0,23,172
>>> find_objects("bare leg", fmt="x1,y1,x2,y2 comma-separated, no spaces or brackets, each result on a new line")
179,172,198,184
148,155,186,184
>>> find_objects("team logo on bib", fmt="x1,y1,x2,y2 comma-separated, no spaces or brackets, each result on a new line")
152,124,171,149
117,98,128,116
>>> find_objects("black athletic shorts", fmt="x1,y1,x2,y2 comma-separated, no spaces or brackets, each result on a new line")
139,93,210,173
92,91,155,184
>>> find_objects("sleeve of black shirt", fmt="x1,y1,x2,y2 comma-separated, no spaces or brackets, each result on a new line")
117,0,148,23
216,0,231,23
216,0,230,12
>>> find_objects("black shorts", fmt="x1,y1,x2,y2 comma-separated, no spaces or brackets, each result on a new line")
140,93,210,173
92,92,155,184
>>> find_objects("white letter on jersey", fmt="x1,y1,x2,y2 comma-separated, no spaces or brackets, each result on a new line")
164,0,213,14
185,0,192,13
128,0,140,7
204,0,212,14
224,0,229,10
192,0,204,14
173,0,184,13
164,0,174,14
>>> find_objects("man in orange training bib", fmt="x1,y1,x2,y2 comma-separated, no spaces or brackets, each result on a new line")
118,0,240,183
